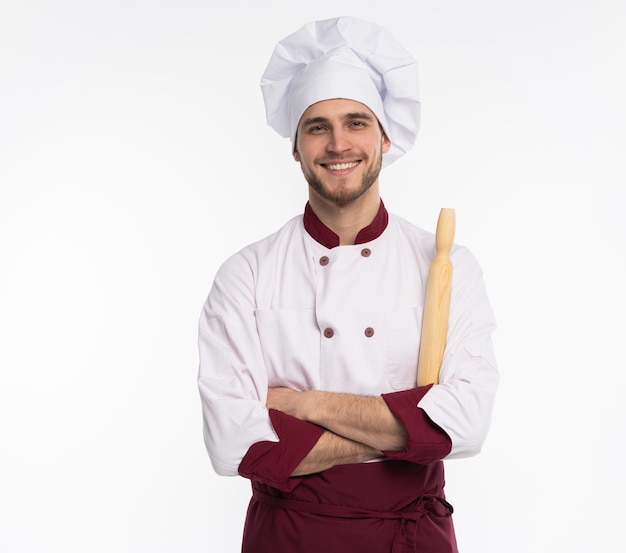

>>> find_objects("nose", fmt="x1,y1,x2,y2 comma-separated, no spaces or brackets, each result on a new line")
327,128,352,153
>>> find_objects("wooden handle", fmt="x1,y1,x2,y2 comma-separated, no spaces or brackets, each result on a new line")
417,208,456,386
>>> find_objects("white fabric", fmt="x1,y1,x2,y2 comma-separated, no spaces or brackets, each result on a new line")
198,213,498,476
260,16,421,167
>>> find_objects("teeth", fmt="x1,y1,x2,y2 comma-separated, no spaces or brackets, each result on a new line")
326,162,358,171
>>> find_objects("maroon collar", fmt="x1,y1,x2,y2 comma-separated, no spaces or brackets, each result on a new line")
303,200,389,248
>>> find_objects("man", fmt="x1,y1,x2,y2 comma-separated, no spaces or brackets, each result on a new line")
198,16,498,552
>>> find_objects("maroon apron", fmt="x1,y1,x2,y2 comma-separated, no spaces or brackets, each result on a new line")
241,460,458,553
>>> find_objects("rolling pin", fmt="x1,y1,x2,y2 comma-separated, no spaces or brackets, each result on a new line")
417,208,455,386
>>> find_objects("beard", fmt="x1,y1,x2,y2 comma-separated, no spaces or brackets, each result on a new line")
300,150,383,207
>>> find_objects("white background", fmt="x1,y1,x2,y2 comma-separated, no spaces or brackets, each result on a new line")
1,1,625,551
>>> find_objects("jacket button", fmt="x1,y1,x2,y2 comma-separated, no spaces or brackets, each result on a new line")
320,256,330,266
323,328,334,338
364,327,375,337
361,248,371,257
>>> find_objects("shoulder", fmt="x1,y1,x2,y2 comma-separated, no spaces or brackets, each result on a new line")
386,212,436,263
388,212,431,242
217,215,304,276
206,215,304,307
387,212,483,275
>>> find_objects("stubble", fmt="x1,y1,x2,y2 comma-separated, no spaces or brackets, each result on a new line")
300,150,383,207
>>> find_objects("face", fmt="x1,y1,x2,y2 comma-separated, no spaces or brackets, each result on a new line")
293,99,391,207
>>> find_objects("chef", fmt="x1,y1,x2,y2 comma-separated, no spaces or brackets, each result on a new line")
198,16,498,553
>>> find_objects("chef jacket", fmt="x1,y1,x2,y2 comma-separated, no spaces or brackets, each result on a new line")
198,201,498,491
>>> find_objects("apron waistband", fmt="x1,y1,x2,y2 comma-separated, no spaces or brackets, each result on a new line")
253,487,452,520
252,488,453,552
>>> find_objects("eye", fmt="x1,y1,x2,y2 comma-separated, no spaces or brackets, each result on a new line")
349,120,366,128
308,125,326,134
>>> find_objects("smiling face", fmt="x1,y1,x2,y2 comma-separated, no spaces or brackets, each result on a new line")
293,99,391,208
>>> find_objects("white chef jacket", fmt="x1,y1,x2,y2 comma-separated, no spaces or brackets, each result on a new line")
198,205,498,479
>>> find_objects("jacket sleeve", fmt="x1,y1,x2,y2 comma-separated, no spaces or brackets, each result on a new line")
414,245,499,459
197,252,322,490
238,409,323,491
380,385,452,464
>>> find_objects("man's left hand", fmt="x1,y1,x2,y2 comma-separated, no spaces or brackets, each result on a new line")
266,387,310,420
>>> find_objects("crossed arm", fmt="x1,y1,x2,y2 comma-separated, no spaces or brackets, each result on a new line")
266,388,407,476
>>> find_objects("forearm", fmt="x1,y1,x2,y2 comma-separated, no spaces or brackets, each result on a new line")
267,389,407,452
291,429,381,476
305,392,407,451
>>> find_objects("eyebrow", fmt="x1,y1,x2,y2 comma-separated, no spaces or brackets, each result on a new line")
300,116,330,127
300,111,376,128
344,111,376,122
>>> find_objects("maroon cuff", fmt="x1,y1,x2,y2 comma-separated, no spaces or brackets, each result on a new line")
381,385,452,464
238,409,324,492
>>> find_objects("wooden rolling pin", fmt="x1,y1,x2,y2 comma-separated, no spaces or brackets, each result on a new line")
417,208,456,386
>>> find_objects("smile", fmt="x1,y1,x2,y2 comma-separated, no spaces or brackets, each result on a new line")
324,161,360,171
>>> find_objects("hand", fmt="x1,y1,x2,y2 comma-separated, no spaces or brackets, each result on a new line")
266,387,308,419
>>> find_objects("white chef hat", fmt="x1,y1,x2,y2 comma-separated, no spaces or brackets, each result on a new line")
260,16,420,166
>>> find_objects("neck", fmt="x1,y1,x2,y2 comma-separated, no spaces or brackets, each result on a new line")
308,183,381,245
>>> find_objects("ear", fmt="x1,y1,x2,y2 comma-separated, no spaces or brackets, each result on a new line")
381,133,392,154
293,146,301,162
